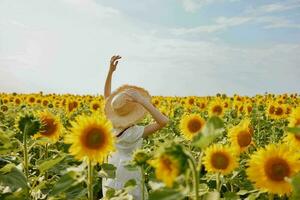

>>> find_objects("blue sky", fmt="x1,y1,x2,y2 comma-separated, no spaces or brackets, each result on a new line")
0,0,299,96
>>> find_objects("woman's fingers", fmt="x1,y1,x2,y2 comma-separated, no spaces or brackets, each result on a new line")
110,55,116,63
110,55,122,65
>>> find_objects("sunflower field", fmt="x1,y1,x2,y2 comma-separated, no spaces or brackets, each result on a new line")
0,92,300,200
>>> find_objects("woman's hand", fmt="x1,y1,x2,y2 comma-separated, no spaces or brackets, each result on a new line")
124,89,146,104
109,55,122,72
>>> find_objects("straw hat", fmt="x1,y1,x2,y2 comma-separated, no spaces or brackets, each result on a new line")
104,84,151,130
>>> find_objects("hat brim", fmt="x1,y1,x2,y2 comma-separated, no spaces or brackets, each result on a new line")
104,84,151,128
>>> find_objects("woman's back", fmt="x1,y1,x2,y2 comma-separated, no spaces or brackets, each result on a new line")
102,125,148,200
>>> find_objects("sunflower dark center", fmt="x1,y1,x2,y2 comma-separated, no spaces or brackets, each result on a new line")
188,98,194,105
239,106,244,112
161,156,173,172
68,102,77,112
41,118,57,136
265,157,290,181
237,130,252,147
43,100,49,106
92,104,100,110
269,106,275,114
224,102,228,108
84,127,105,149
187,119,203,133
211,152,229,169
247,106,252,113
286,107,291,114
275,107,284,115
212,105,222,115
199,103,205,109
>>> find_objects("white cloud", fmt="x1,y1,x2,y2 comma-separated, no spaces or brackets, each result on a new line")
246,0,300,14
257,16,300,29
171,16,251,34
181,0,240,12
172,1,300,35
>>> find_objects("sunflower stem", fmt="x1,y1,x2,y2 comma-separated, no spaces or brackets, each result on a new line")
188,156,199,200
268,193,274,200
141,166,145,200
88,159,93,200
216,173,221,192
45,143,48,179
23,123,29,180
197,151,203,173
22,123,30,199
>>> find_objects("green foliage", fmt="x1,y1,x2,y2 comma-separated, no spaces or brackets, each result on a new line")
0,163,28,191
290,173,300,200
286,127,300,135
99,163,116,179
38,154,66,173
48,171,86,199
192,116,224,149
149,188,185,200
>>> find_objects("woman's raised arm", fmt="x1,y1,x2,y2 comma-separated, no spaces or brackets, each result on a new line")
104,55,121,99
125,89,169,138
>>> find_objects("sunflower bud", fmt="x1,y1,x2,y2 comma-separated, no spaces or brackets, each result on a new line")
132,149,150,166
16,113,41,137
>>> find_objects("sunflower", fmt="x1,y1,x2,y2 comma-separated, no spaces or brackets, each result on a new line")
2,97,9,104
185,96,196,108
223,99,231,109
152,97,161,108
245,103,253,116
0,105,8,112
54,100,62,108
208,99,225,118
66,99,79,113
36,98,42,104
159,106,170,118
266,102,287,120
233,101,242,112
42,98,50,107
14,97,21,105
246,144,300,195
15,113,41,136
234,95,244,102
34,111,62,143
228,119,254,153
166,105,175,118
148,154,180,187
202,144,238,175
27,95,36,105
180,114,205,140
196,99,207,111
90,100,102,112
64,114,115,163
284,107,300,149
273,104,287,119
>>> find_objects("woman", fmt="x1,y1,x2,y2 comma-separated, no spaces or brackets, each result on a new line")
102,55,169,199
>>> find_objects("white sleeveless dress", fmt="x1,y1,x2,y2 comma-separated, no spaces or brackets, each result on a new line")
102,125,148,200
